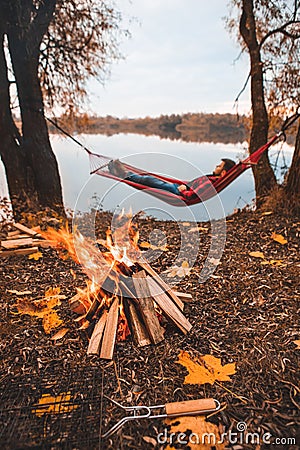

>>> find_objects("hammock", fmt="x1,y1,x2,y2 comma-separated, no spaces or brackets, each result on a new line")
45,110,299,207
88,133,279,207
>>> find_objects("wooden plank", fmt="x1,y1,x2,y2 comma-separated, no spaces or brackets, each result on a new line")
0,247,39,257
173,291,193,301
32,239,52,248
7,230,22,237
132,271,165,345
138,260,184,310
100,297,119,360
13,223,38,236
6,233,29,239
1,238,33,249
147,276,192,334
87,311,108,355
127,301,151,347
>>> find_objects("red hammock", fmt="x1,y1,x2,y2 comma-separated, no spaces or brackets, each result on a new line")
88,133,282,207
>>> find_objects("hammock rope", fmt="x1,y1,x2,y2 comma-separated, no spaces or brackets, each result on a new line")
44,110,300,207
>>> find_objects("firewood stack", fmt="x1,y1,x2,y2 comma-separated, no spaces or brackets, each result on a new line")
41,218,193,360
0,223,51,257
69,259,193,360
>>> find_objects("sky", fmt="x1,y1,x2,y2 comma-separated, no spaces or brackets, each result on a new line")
87,0,251,118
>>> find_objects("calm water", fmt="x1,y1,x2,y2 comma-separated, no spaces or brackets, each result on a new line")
0,133,292,221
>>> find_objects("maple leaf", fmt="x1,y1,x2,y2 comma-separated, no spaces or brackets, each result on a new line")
28,251,43,260
249,251,265,259
271,232,287,245
32,392,78,417
177,351,236,385
13,287,65,334
166,261,191,278
164,415,226,449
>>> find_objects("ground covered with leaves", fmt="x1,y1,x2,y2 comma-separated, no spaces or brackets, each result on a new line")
0,210,299,449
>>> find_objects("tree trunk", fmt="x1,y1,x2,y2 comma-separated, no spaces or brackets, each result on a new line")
0,32,39,219
8,32,65,216
285,122,300,195
240,0,277,206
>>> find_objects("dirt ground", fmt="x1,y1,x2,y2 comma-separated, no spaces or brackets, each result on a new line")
0,209,299,449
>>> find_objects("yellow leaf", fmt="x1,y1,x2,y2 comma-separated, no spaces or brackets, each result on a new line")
51,327,69,341
261,211,273,216
271,232,287,245
28,251,43,260
177,351,236,385
43,311,63,334
139,241,168,251
261,259,284,266
293,340,300,349
249,251,265,259
182,222,191,226
164,415,226,449
32,392,78,417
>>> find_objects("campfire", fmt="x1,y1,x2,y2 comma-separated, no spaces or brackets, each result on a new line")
42,217,192,360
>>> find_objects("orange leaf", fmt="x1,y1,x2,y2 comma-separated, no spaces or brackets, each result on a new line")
271,232,287,245
32,392,78,417
164,415,226,449
177,351,236,385
249,251,265,259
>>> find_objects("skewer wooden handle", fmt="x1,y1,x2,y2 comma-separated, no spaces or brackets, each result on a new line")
165,398,217,416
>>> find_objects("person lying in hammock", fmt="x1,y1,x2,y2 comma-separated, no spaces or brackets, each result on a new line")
108,158,236,199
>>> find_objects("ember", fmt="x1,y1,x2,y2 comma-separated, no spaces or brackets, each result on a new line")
42,216,192,359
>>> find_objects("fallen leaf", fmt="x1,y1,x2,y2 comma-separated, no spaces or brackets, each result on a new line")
209,258,220,266
261,211,273,216
249,251,265,259
7,289,32,295
13,287,65,334
164,415,226,449
271,232,287,245
51,327,70,341
139,241,168,251
182,222,191,226
32,392,78,417
28,251,43,260
261,259,285,266
167,261,191,278
177,351,236,385
293,340,300,349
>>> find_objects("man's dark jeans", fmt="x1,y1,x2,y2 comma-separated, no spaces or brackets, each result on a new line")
126,172,180,195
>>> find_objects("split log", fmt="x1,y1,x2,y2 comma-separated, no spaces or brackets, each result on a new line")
87,310,108,355
0,247,39,257
173,291,193,301
132,271,165,345
1,238,33,249
146,276,192,334
100,297,119,360
13,223,39,236
127,302,151,347
138,260,184,310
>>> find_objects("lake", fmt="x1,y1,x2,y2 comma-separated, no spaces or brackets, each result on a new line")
0,133,292,222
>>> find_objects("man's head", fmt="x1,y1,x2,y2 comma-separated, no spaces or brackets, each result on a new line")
213,158,235,176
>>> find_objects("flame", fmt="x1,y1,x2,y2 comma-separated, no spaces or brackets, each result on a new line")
41,215,142,342
117,300,131,341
